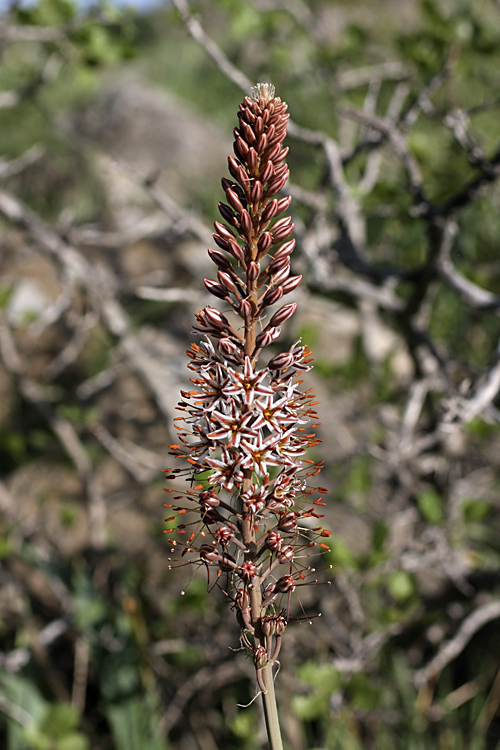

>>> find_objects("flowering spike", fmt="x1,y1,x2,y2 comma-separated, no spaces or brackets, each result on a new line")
165,84,326,700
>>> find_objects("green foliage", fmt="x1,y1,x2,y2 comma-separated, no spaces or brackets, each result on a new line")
417,487,445,524
106,696,168,750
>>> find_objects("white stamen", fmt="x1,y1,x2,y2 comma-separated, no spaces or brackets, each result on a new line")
251,82,275,103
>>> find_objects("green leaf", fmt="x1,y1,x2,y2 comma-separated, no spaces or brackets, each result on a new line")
417,488,445,524
371,520,389,552
386,570,416,603
462,498,491,522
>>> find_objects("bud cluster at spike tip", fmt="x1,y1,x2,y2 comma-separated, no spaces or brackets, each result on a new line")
164,84,330,679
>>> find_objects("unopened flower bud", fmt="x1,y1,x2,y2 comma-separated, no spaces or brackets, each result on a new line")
254,645,268,669
218,203,237,225
269,303,297,328
281,275,302,294
260,161,274,184
261,200,278,223
255,327,280,349
208,248,232,271
271,216,293,242
216,526,235,544
261,286,284,308
268,173,290,197
226,189,245,214
258,232,273,255
204,307,229,329
204,279,228,300
254,116,264,138
247,261,259,282
235,136,249,158
267,351,294,370
251,181,263,204
247,147,258,172
277,545,295,563
240,209,253,237
278,512,298,532
239,299,252,319
218,270,239,295
273,239,295,260
265,530,283,552
275,574,296,593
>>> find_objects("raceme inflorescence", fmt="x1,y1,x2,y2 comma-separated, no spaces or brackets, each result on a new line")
163,83,330,698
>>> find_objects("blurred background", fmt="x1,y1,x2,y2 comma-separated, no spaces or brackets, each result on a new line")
1,0,500,748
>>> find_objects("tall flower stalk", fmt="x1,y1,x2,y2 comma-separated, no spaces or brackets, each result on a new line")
164,83,330,750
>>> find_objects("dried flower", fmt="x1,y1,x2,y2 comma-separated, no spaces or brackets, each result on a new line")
164,84,330,701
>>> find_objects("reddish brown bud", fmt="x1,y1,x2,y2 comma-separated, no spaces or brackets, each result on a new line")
260,161,274,184
218,270,239,295
256,133,268,154
214,221,236,241
218,203,237,225
281,275,302,294
248,261,259,282
275,195,292,214
269,303,297,327
226,189,245,214
275,574,296,593
205,307,229,328
268,351,294,370
236,165,250,188
241,121,256,144
261,286,284,308
267,255,290,276
254,116,264,138
265,143,281,163
239,209,253,237
200,491,220,508
271,217,294,242
213,234,230,251
251,181,263,204
257,232,273,255
273,239,295,259
218,337,243,362
261,200,279,223
277,545,295,563
227,239,246,265
267,173,290,198
228,156,239,178
208,248,232,271
204,279,228,300
278,512,298,532
246,147,258,173
239,299,252,319
273,164,289,181
265,530,283,552
270,263,291,284
277,146,290,162
255,327,280,349
265,123,276,143
235,137,249,158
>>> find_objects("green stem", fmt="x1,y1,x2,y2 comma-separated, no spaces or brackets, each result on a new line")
260,662,284,750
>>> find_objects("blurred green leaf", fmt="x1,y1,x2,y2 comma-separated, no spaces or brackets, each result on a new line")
417,488,445,524
386,570,416,603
